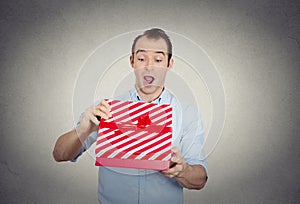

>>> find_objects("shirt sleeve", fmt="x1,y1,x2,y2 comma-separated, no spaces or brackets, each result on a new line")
70,131,98,162
179,104,208,174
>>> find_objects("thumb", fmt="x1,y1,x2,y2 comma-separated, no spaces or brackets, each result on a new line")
171,147,182,162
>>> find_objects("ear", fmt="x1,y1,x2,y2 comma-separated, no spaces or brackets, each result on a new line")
130,55,134,68
167,58,174,70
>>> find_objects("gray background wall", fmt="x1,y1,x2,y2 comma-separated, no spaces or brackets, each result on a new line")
0,0,299,203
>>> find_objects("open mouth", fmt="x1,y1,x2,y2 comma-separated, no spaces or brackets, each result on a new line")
143,75,155,85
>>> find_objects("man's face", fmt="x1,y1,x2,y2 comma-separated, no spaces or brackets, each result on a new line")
130,36,173,95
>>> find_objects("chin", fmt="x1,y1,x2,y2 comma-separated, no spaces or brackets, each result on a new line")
140,86,160,95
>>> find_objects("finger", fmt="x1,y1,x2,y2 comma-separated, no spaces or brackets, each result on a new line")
165,173,175,178
88,112,100,126
162,170,178,178
167,164,181,174
94,105,111,119
100,100,111,113
96,103,112,118
162,163,181,175
96,110,112,120
161,171,174,178
100,106,111,117
171,156,182,164
171,146,181,156
91,116,100,126
102,99,110,107
171,148,183,164
94,108,110,119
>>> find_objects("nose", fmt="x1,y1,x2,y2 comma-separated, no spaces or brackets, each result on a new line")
145,64,154,71
145,58,154,68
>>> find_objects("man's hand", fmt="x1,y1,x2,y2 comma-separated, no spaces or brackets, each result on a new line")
53,99,112,162
161,146,207,190
161,147,187,178
76,100,111,138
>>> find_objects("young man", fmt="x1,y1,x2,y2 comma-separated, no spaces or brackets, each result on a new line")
53,28,208,204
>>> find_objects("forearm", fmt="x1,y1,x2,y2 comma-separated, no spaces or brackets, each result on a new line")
175,164,207,190
52,128,87,162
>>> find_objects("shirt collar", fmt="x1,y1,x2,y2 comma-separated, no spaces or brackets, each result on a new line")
130,87,170,104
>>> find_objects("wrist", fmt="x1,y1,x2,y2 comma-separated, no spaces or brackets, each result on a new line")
75,125,90,140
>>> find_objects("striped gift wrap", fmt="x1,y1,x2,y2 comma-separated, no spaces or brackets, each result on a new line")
95,99,172,170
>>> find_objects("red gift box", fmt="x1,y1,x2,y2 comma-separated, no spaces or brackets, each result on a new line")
95,100,172,170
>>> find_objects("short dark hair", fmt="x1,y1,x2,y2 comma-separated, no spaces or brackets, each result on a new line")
131,28,173,66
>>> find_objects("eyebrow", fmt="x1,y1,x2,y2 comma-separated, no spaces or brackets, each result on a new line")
135,49,165,56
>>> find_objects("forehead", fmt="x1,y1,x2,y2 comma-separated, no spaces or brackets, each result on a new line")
134,36,168,54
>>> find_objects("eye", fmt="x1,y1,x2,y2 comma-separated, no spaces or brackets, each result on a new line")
138,58,145,62
155,59,162,62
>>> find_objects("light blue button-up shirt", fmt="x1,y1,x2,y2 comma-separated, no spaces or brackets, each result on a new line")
73,88,208,204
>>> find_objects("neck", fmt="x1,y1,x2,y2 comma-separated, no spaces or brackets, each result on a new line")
136,86,164,103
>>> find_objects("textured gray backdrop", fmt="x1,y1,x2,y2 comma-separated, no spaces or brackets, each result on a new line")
0,0,299,203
